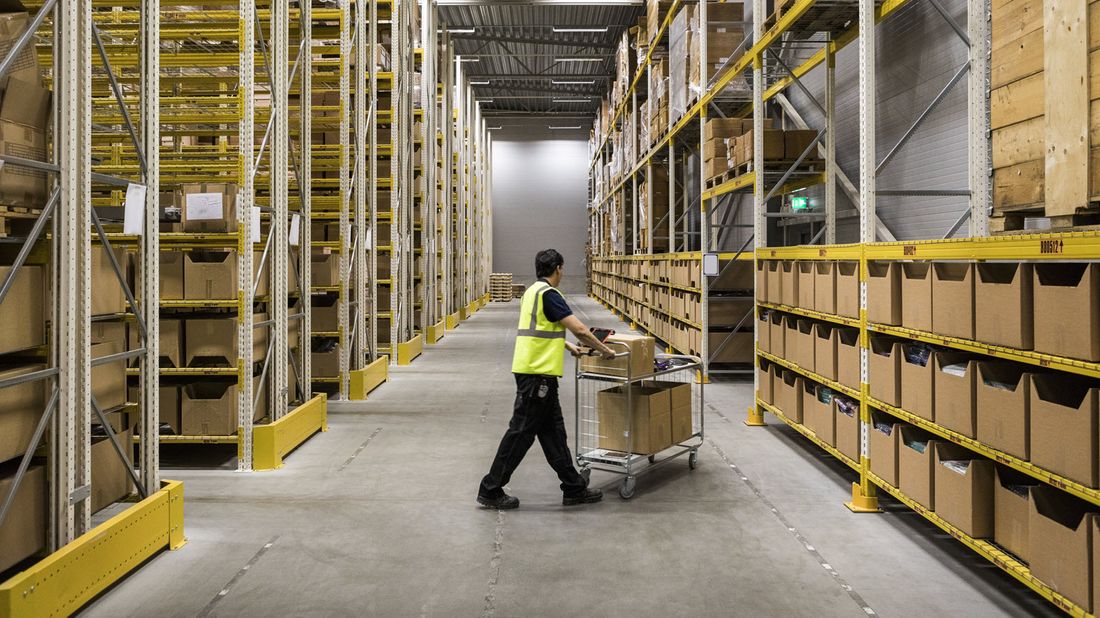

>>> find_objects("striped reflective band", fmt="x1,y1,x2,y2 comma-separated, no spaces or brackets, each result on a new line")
516,329,566,339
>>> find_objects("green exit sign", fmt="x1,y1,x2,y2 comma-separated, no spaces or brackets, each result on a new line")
791,196,810,211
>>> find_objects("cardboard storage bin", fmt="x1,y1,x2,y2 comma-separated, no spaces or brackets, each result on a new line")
794,318,816,373
994,466,1038,564
797,261,815,310
159,251,184,300
181,382,239,436
312,295,338,332
644,380,693,444
0,264,44,355
756,260,769,303
835,397,860,463
814,323,838,381
91,246,128,316
1030,374,1099,488
0,364,46,465
783,314,800,365
91,427,133,513
767,260,783,305
867,262,902,325
804,383,836,447
814,262,836,315
0,462,46,573
869,410,900,487
932,263,974,340
757,360,774,404
184,251,236,300
901,262,933,333
837,328,861,390
769,311,786,358
311,250,340,287
775,368,804,423
91,339,127,412
1034,264,1100,361
836,261,860,319
976,263,1033,350
597,384,672,455
581,333,655,379
757,310,772,354
898,425,937,510
900,343,935,422
869,336,902,407
934,352,977,438
185,315,269,367
1029,486,1096,611
977,362,1032,460
780,261,798,307
933,443,994,538
180,182,237,233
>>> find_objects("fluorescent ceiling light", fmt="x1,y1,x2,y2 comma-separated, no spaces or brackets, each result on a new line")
488,126,503,130
552,79,596,85
552,27,609,33
449,28,475,34
477,99,493,103
553,98,590,103
471,80,490,85
554,57,602,63
549,126,582,130
457,56,480,62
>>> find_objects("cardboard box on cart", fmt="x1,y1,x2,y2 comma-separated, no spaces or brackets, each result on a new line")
597,384,672,455
581,333,655,379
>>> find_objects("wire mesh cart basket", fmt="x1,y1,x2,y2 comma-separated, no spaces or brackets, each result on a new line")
574,342,704,499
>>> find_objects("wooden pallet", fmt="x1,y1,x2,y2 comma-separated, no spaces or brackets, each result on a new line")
990,206,1100,234
0,205,41,238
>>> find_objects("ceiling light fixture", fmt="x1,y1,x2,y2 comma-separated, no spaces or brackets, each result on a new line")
552,27,609,33
554,57,602,63
470,80,490,85
552,79,596,85
457,56,480,62
448,28,475,34
488,126,503,130
553,98,590,103
548,125,583,130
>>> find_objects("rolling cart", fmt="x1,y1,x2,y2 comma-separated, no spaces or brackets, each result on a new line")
574,342,704,499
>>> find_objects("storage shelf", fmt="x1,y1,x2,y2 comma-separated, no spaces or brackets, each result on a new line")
757,349,861,401
758,301,860,329
757,398,860,473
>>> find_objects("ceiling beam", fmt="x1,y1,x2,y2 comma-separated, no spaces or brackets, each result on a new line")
439,0,641,5
467,73,610,80
451,33,617,49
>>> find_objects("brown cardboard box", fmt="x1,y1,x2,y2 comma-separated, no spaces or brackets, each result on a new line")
181,382,239,436
1030,374,1099,488
837,328,861,390
869,411,900,486
804,383,835,446
932,263,974,340
781,260,798,304
0,463,46,573
597,384,671,455
90,427,133,513
91,339,127,412
1034,264,1100,361
898,426,936,510
757,310,772,354
702,117,746,142
0,12,43,87
312,347,340,377
766,260,783,305
0,264,43,354
867,262,901,325
783,315,800,366
934,443,994,538
127,319,180,368
702,138,727,161
312,250,340,287
976,362,1032,461
180,183,238,233
92,246,128,316
934,353,976,437
976,263,1033,350
160,251,185,300
869,336,902,406
646,380,692,444
814,323,837,381
755,260,769,303
768,311,786,358
757,360,774,404
581,333,655,379
0,363,44,464
901,262,933,333
313,295,339,332
814,262,836,315
835,396,860,462
836,261,860,319
900,344,935,422
0,83,49,208
1029,485,1095,611
775,368,804,423
794,318,815,373
184,251,236,300
161,386,181,434
994,466,1038,564
784,130,819,160
742,128,785,160
797,261,815,310
185,315,269,367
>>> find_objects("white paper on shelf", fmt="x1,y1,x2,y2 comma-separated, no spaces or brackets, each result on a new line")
184,192,224,220
289,214,301,246
250,207,261,243
123,183,147,235
364,228,372,249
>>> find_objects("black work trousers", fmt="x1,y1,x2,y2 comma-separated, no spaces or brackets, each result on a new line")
478,373,588,499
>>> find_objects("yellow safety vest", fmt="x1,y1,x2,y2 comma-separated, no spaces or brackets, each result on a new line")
511,281,567,376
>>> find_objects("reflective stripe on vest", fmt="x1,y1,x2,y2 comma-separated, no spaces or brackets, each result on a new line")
511,281,567,376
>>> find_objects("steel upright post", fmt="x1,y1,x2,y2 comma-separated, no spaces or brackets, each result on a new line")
300,0,313,398
354,0,368,368
271,0,289,417
968,0,990,237
237,0,256,470
139,0,161,491
338,0,352,393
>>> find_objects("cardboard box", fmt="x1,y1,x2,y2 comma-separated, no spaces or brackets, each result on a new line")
92,246,128,316
814,323,837,381
1034,264,1100,361
898,425,936,510
181,382,239,436
804,383,835,446
312,346,340,377
901,262,933,333
768,311,785,358
646,380,693,444
581,333,655,379
783,314,800,367
1029,485,1095,611
835,396,860,462
767,260,783,305
757,310,772,354
784,129,819,160
755,260,769,303
794,318,815,373
160,251,185,300
0,11,43,87
797,261,815,310
0,264,44,354
814,262,836,315
741,128,785,160
91,339,127,412
900,344,935,422
932,263,974,340
869,336,902,406
1030,374,1099,488
837,328,861,390
934,443,994,538
312,295,339,332
994,466,1038,563
976,362,1031,461
934,353,977,437
184,251,236,300
0,463,46,573
180,183,238,233
185,316,269,367
976,263,1033,350
0,363,45,465
780,260,798,304
775,368,803,423
597,384,671,455
836,261,860,319
867,262,901,325
869,411,900,487
90,427,133,513
757,360,773,404
0,83,49,208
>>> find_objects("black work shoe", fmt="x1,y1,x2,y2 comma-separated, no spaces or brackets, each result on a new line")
477,493,520,510
563,488,603,506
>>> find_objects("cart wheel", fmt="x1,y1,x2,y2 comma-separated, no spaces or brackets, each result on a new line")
580,467,591,483
619,477,636,500
647,454,656,464
688,450,698,470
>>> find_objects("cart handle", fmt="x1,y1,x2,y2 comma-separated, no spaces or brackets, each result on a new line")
582,340,631,357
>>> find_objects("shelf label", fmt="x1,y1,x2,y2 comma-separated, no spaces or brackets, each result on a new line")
1040,239,1064,255
902,245,917,256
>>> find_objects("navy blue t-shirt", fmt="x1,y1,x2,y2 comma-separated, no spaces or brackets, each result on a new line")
538,278,573,323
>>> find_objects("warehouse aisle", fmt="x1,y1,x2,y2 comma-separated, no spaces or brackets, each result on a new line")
84,296,1053,617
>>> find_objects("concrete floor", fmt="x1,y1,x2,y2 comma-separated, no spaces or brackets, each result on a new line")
83,296,1056,617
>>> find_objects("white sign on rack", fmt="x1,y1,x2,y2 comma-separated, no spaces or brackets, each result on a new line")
185,192,223,220
123,183,147,235
250,206,261,244
289,214,301,247
702,253,720,277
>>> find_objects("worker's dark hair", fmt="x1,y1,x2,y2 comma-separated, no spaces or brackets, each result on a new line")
535,249,564,278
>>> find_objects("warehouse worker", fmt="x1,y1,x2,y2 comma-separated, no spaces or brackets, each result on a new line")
477,249,616,510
